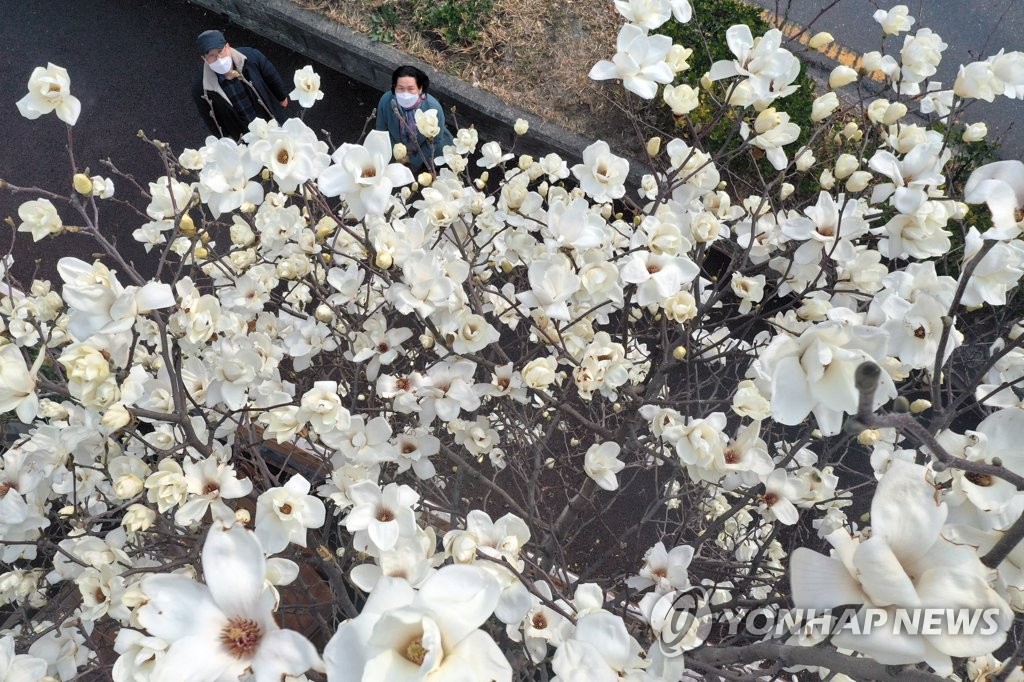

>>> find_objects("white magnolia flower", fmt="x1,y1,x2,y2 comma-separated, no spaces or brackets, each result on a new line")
584,441,625,491
138,523,320,681
708,26,801,107
248,117,332,193
324,565,511,682
0,634,48,681
16,63,81,125
255,474,327,554
0,344,45,423
964,160,1024,238
791,460,1013,675
318,130,414,218
663,83,700,115
588,23,675,99
289,65,324,108
477,140,514,169
751,321,896,436
897,28,947,96
571,140,629,203
414,108,441,139
873,5,915,35
197,137,264,217
626,541,694,592
16,198,62,242
613,0,692,29
344,481,419,555
741,108,800,171
146,176,195,220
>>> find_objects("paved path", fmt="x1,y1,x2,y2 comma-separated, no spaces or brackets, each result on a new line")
0,0,379,280
748,0,1024,160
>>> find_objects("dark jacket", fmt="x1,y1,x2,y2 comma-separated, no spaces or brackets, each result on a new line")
374,91,455,172
192,47,290,140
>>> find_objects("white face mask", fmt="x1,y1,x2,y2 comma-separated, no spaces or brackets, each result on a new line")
209,55,233,75
395,91,420,108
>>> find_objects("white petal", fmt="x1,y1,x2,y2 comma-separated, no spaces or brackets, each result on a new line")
250,628,321,682
790,547,866,609
417,565,501,643
203,524,268,618
871,459,946,565
852,537,920,607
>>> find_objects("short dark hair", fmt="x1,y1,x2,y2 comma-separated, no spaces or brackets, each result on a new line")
391,65,429,93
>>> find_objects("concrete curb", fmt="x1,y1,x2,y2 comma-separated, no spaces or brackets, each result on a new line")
186,0,639,177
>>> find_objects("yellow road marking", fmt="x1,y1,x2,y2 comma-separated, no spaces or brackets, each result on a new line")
758,8,887,83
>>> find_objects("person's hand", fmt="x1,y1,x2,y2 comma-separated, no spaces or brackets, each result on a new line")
280,98,289,107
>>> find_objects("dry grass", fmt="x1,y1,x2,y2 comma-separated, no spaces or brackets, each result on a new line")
294,0,647,152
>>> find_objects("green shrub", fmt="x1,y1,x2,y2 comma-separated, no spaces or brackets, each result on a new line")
657,0,817,183
412,0,493,47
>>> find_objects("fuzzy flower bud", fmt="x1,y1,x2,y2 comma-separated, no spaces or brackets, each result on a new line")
829,65,858,89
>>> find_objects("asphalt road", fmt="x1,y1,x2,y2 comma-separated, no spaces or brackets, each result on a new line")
0,0,379,282
748,0,1024,159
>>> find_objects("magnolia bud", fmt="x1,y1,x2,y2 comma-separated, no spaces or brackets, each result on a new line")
122,504,156,533
779,182,795,200
179,213,196,236
808,31,834,50
910,399,932,413
114,475,144,499
819,169,836,190
646,136,662,157
193,246,209,260
672,346,687,360
393,142,408,162
420,333,434,349
845,170,872,192
882,102,908,125
963,122,988,142
829,65,858,89
810,92,840,122
867,99,890,124
795,147,816,171
261,168,272,181
518,155,534,171
235,509,251,525
417,172,433,187
375,251,393,269
72,173,93,195
101,403,132,431
857,429,881,446
514,118,529,135
834,153,859,179
314,304,334,322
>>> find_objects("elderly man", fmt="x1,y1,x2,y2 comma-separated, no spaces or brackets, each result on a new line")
192,30,291,139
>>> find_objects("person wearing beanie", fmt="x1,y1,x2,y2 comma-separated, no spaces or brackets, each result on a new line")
192,29,291,140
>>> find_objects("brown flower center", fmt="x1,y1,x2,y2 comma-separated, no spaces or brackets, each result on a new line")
376,508,395,522
279,503,293,515
202,482,220,496
276,149,290,165
404,636,427,665
532,612,548,629
220,617,262,658
0,481,13,498
965,471,995,487
762,492,780,507
724,449,740,465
